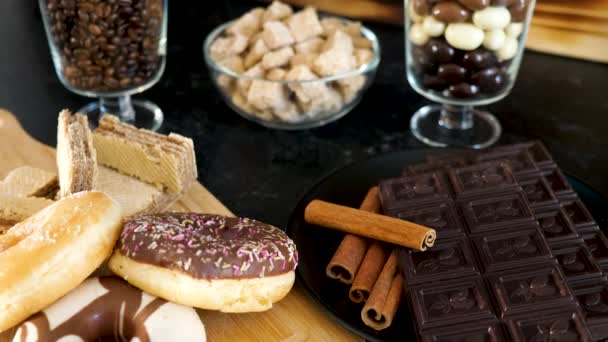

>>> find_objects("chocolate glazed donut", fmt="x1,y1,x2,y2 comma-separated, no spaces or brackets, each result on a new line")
9,277,206,342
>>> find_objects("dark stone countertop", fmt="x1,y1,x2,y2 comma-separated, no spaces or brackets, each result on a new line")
1,0,607,228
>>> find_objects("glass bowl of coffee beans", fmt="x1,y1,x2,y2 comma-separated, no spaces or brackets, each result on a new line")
405,0,536,149
203,3,380,130
40,0,167,130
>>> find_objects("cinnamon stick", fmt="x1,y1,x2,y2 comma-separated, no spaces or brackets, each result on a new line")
349,242,389,303
326,187,381,284
361,250,403,331
305,200,436,251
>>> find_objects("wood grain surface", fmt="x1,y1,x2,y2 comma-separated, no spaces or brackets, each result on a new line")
0,109,358,342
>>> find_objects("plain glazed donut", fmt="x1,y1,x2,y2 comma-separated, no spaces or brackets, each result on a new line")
0,191,123,332
9,277,206,342
109,213,299,313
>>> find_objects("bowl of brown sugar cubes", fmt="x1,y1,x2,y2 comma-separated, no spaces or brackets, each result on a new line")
203,1,380,129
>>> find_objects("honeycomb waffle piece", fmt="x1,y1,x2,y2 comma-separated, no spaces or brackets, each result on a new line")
93,115,197,194
56,110,98,197
0,166,58,199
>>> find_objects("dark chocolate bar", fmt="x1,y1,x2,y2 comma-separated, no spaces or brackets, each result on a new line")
459,192,536,234
419,321,506,342
542,167,576,200
553,243,604,288
535,208,580,248
520,175,559,211
447,161,519,199
378,172,451,211
476,148,539,179
574,282,608,341
387,201,465,239
583,231,608,267
561,200,598,234
504,310,591,342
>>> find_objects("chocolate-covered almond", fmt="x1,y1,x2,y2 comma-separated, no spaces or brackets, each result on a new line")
471,67,507,93
412,46,436,73
432,1,471,23
449,82,479,98
423,74,448,91
461,49,497,70
425,38,456,64
437,63,467,84
458,0,490,11
413,0,431,16
491,0,515,5
509,0,529,22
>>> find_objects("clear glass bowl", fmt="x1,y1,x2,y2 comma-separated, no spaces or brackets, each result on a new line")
40,0,168,130
203,19,381,130
405,0,536,148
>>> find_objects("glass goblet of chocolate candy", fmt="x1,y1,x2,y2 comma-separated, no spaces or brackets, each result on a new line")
405,0,535,148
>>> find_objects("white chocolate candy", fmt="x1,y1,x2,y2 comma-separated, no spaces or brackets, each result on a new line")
505,22,524,38
497,36,518,61
473,7,511,30
483,29,506,51
422,16,446,37
410,23,430,46
408,1,424,23
445,23,484,51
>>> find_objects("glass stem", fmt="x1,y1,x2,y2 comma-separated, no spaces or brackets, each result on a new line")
99,95,135,124
438,104,474,130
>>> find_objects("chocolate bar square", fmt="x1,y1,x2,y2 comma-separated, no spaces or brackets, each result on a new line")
399,238,479,285
388,202,465,239
583,231,608,267
504,309,591,342
535,208,579,247
409,277,495,331
448,161,519,199
477,148,539,179
553,243,603,287
520,176,558,210
473,227,552,273
460,192,535,235
542,167,576,200
561,200,597,233
379,173,451,211
486,265,576,318
419,321,505,342
574,284,608,341
489,141,554,169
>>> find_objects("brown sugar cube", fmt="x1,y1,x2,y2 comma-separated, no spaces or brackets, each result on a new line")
247,80,290,113
266,68,287,81
274,102,303,123
286,7,323,43
236,63,265,97
345,21,362,37
290,53,317,69
285,65,326,104
320,17,344,36
227,7,265,37
244,38,269,69
294,37,325,54
262,46,295,69
355,48,374,67
263,1,293,22
301,86,344,117
313,30,356,77
218,55,245,73
353,36,373,49
210,34,248,61
262,21,295,50
233,90,274,121
338,75,366,103
217,75,235,93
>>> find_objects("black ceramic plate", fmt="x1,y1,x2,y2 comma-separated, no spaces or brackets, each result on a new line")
286,149,608,342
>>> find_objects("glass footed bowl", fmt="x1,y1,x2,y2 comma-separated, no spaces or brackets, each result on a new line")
203,19,380,130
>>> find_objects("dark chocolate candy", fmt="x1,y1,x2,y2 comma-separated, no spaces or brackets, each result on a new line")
459,192,535,234
477,148,539,179
412,46,437,74
504,309,592,342
535,208,580,247
553,243,603,288
448,160,519,199
491,0,515,5
542,167,576,199
389,201,466,239
408,276,495,331
422,74,448,91
470,67,507,94
437,63,467,85
378,172,451,212
473,227,552,273
486,265,576,318
420,321,505,342
399,237,479,285
413,0,431,15
425,39,456,64
520,176,559,210
461,49,497,71
561,200,597,233
509,0,530,22
574,283,608,341
448,82,479,98
583,231,608,267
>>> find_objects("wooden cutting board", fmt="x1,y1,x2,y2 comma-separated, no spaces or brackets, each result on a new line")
0,109,358,342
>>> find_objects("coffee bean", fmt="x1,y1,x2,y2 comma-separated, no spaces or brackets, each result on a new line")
470,67,507,93
461,49,497,70
422,74,448,91
458,0,489,11
424,38,456,64
449,82,480,98
437,63,467,84
432,1,471,23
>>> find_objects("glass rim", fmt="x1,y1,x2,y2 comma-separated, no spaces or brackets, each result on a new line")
203,17,382,85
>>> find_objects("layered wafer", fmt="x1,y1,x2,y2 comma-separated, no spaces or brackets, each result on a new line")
0,166,58,199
